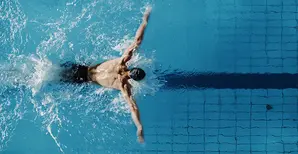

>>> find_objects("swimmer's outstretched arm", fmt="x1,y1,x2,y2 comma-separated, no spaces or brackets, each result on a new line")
120,82,144,143
121,6,152,64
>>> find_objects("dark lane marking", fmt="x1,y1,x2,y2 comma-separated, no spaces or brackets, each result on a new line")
160,72,298,89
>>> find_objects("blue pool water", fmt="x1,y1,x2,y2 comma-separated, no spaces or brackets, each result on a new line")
1,0,298,154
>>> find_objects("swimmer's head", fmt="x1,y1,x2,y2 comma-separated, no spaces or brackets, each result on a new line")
129,68,146,81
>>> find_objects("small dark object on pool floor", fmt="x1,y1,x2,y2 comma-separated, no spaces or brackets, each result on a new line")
266,104,273,111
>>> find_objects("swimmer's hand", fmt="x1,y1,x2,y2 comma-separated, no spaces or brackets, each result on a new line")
143,6,152,23
137,127,144,143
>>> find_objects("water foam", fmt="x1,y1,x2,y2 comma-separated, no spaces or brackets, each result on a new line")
0,0,27,54
31,94,64,153
0,0,27,151
0,54,64,151
0,55,60,94
0,87,27,150
27,1,102,151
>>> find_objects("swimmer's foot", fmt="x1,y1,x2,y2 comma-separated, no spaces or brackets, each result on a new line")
137,128,144,143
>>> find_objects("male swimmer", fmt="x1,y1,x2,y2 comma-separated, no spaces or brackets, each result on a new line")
60,7,152,143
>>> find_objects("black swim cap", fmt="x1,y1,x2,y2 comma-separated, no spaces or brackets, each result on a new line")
129,68,146,81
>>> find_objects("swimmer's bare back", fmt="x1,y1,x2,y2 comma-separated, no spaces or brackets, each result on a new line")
88,58,127,89
87,7,152,143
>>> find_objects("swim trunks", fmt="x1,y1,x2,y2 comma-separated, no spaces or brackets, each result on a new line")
59,62,90,84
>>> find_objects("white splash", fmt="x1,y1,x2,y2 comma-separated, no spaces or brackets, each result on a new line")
94,87,113,96
66,0,77,6
0,55,61,95
0,0,27,54
31,95,64,153
128,53,165,97
0,93,26,151
25,1,100,152
112,34,134,54
0,0,28,151
28,57,61,95
101,93,130,114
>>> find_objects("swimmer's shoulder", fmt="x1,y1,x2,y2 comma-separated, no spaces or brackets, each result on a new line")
88,58,123,71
